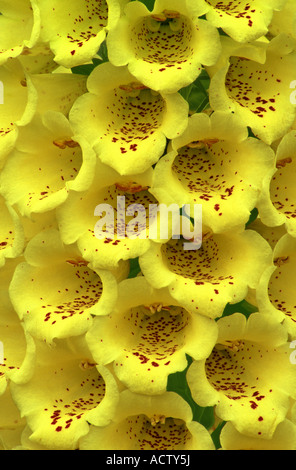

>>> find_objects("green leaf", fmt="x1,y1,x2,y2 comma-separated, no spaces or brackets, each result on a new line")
222,299,257,319
71,42,109,75
131,0,155,11
211,421,226,449
128,257,141,278
179,69,210,113
71,63,96,76
245,207,259,227
167,355,215,429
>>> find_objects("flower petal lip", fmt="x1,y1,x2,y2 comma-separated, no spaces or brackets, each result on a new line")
69,62,189,176
208,34,296,145
8,229,119,343
106,0,221,93
220,419,296,450
187,312,296,439
151,111,275,233
0,113,97,217
79,389,215,450
139,230,273,319
85,276,218,395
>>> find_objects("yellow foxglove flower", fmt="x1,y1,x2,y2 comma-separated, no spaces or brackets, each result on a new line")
187,312,296,439
139,230,272,319
0,196,24,268
200,0,287,43
151,111,275,233
9,229,121,343
208,34,296,145
79,390,215,450
38,0,127,68
220,419,296,450
107,0,221,93
0,0,40,65
86,276,218,395
69,62,189,175
257,130,296,237
56,161,155,269
0,113,96,217
256,233,296,338
9,337,119,450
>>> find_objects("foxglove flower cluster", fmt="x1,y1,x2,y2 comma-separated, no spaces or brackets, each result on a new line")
0,0,296,451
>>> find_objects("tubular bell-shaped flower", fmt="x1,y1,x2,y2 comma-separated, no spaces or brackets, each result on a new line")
85,276,218,395
256,233,296,338
220,419,296,450
151,111,275,233
0,0,40,65
257,130,296,237
9,229,123,343
38,0,127,68
79,390,215,450
9,337,119,450
139,230,272,319
106,0,221,93
69,62,189,175
187,313,296,439
208,34,296,145
199,0,287,43
0,196,24,268
56,160,157,269
0,113,96,217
